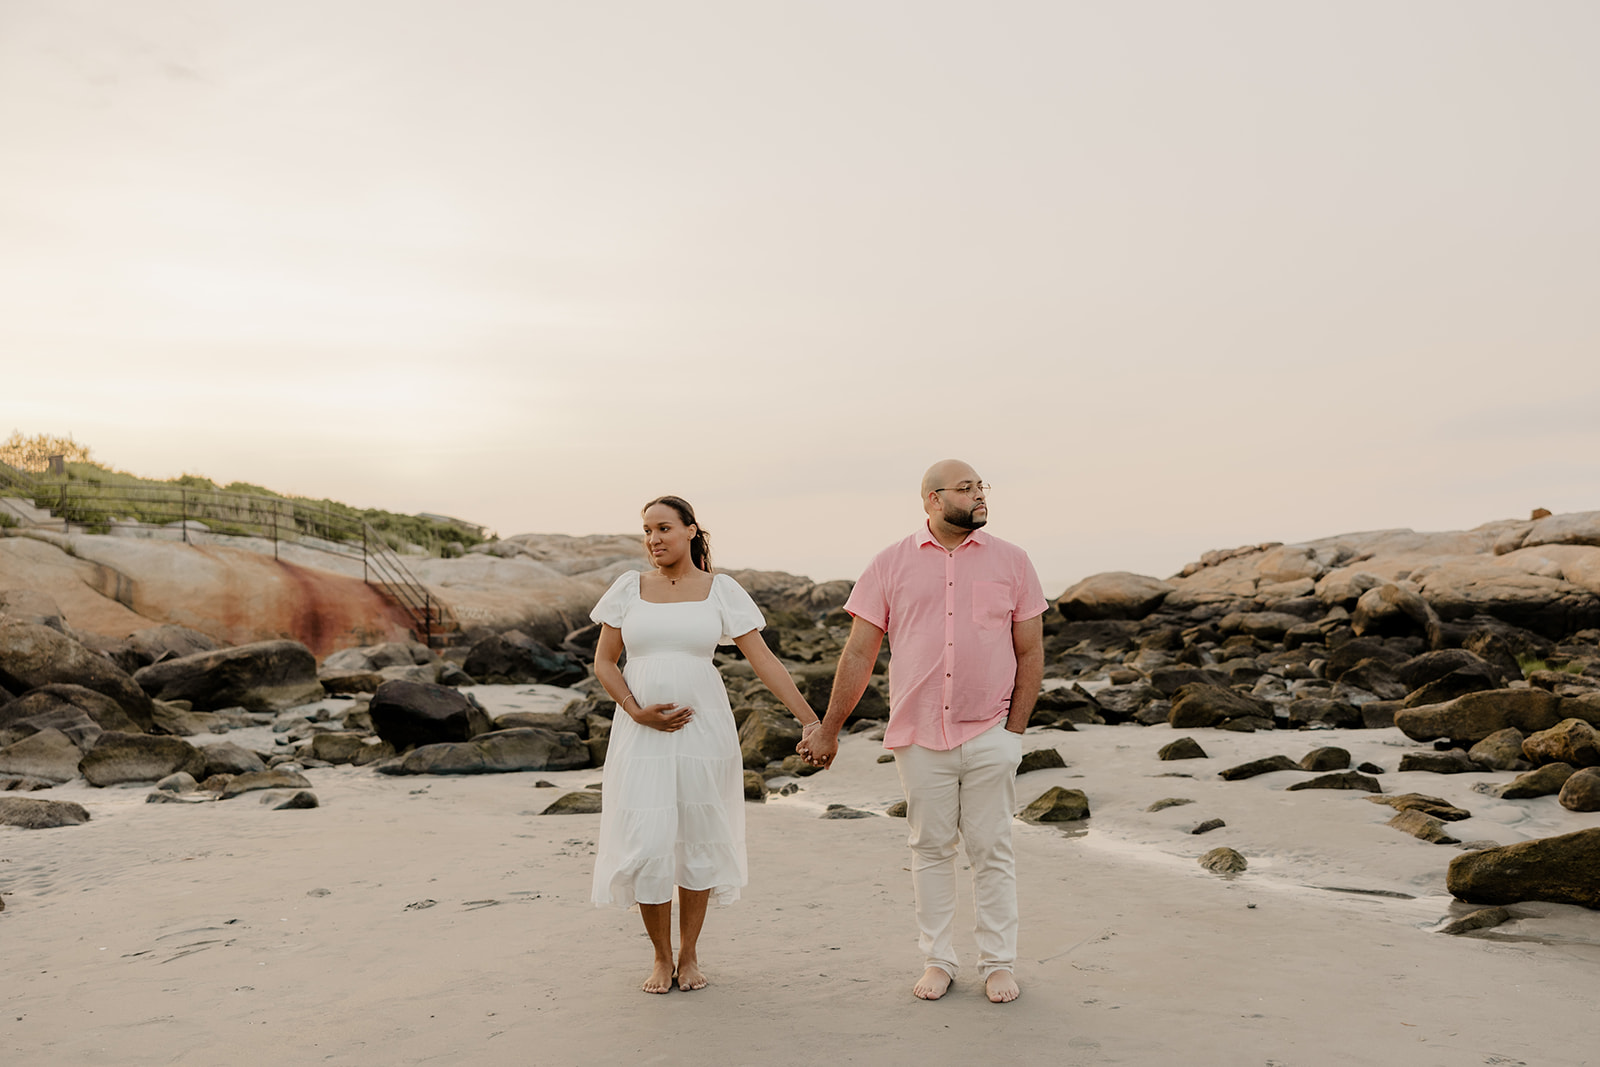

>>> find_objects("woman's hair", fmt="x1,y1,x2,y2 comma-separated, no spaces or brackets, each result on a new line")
642,495,712,572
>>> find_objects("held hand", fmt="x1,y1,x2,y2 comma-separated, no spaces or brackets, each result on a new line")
631,701,694,732
802,727,839,769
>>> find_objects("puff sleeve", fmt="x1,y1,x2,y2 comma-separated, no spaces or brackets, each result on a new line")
712,574,766,644
589,570,639,628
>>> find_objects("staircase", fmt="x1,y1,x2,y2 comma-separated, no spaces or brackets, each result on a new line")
0,460,463,649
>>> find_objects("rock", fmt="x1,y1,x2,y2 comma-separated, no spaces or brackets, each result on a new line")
1169,683,1273,730
1402,665,1502,708
1147,666,1231,698
0,619,155,730
821,804,873,819
1398,750,1476,774
0,588,67,631
1298,747,1350,772
304,732,395,766
1018,747,1066,774
0,795,91,828
1191,818,1226,834
0,728,83,782
1199,847,1247,874
1094,682,1156,723
133,640,323,713
273,790,319,809
1018,786,1090,822
1286,698,1363,730
1447,828,1600,909
738,706,804,770
1367,793,1472,820
1286,771,1382,792
1,775,58,792
1325,637,1411,680
743,770,767,801
540,790,602,815
1558,766,1600,811
1521,718,1600,767
1056,572,1173,620
322,642,423,672
1467,728,1530,771
1387,810,1460,843
1147,797,1195,812
119,624,222,672
772,754,822,778
1218,755,1298,781
379,727,590,775
1159,737,1208,761
1360,701,1402,730
886,799,908,817
318,670,384,695
1395,688,1571,747
1437,907,1512,935
0,684,140,746
198,741,267,778
1029,685,1103,727
1493,763,1576,799
494,711,585,735
1357,761,1386,774
1397,649,1502,691
155,771,198,793
79,731,205,786
1352,583,1439,639
461,631,587,687
369,680,494,750
219,769,313,798
1336,659,1407,701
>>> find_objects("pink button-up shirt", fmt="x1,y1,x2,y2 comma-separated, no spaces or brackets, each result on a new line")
844,523,1048,751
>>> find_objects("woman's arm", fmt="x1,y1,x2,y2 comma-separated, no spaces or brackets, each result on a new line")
730,629,820,731
593,624,693,732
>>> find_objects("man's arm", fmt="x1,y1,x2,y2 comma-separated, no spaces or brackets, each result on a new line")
1006,613,1044,733
805,616,885,768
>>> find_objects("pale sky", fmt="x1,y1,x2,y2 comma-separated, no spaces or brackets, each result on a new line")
4,1,1598,592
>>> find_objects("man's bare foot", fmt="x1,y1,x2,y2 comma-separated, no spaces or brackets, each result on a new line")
642,960,674,994
985,970,1020,1003
676,960,707,991
912,966,952,1000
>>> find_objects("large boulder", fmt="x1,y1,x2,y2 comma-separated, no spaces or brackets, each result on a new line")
1395,689,1571,747
1169,683,1274,730
1056,573,1173,621
376,727,589,775
321,642,427,673
460,631,586,686
0,795,91,829
133,640,323,712
1559,767,1600,811
0,728,84,781
1351,583,1439,639
79,731,205,786
197,741,268,778
738,706,803,770
0,684,142,746
369,680,493,750
113,625,223,674
1522,719,1600,768
1447,828,1600,909
0,619,156,731
219,769,313,799
1396,649,1503,691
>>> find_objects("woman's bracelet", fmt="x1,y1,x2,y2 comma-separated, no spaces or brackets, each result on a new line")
800,720,821,731
620,693,637,711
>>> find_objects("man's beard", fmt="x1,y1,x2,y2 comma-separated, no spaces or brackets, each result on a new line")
945,506,988,531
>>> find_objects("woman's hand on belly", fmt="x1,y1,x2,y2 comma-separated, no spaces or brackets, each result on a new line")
628,702,695,732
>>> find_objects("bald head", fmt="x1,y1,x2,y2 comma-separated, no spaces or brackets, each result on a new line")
921,459,978,500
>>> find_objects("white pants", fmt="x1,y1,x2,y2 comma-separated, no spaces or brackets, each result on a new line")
893,720,1022,980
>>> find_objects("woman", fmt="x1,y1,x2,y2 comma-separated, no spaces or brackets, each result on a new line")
589,495,821,993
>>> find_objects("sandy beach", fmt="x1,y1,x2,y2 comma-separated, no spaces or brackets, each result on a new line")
4,684,1597,1067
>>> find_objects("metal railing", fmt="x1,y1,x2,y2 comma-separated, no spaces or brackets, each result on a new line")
0,464,454,645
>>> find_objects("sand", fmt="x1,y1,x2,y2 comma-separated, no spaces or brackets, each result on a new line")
4,689,1597,1067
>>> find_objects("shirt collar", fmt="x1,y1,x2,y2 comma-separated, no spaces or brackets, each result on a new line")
917,520,991,550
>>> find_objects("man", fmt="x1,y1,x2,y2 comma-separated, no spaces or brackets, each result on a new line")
801,459,1046,1003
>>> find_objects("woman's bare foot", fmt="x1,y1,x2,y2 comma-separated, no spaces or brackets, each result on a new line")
642,960,674,994
912,966,952,1000
676,959,707,991
985,970,1020,1003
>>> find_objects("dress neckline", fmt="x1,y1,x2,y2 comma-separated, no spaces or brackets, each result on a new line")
635,570,717,606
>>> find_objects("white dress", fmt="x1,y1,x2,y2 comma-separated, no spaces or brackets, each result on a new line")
589,570,765,908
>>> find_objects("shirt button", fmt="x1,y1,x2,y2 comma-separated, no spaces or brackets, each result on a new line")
946,673,951,677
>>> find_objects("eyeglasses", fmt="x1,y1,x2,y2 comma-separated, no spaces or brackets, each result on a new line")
932,483,990,495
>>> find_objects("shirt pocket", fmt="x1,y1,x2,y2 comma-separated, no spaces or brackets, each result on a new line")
971,580,1013,631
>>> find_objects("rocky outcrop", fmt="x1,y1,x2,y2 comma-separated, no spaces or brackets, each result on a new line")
133,640,323,712
1447,828,1600,909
